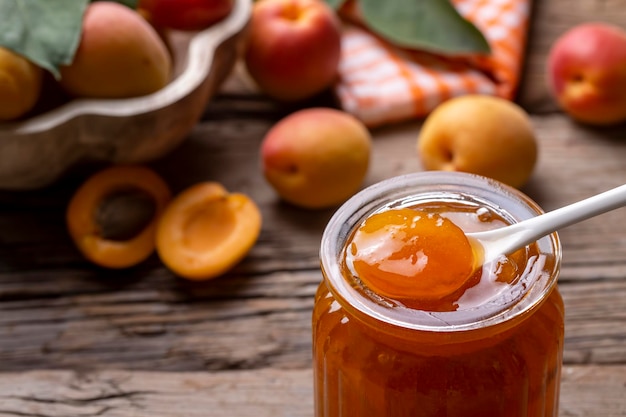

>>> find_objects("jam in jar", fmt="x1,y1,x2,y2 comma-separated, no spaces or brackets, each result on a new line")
314,172,564,417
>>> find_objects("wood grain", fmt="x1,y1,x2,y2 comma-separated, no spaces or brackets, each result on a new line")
0,366,623,417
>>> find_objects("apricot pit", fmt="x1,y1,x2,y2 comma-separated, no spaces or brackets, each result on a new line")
155,182,262,280
66,165,172,269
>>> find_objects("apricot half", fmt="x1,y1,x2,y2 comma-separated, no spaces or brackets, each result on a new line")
155,182,262,280
347,208,475,301
66,165,172,269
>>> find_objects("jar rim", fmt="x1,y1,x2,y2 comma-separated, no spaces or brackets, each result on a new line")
320,172,562,333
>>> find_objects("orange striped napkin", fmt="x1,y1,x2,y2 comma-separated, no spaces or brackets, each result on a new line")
334,0,531,128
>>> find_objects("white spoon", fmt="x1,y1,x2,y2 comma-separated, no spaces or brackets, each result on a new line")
467,184,626,262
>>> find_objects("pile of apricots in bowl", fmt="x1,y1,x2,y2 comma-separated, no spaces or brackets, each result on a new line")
2,0,237,122
0,0,250,190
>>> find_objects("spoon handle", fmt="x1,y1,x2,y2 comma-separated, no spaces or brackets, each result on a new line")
470,184,626,256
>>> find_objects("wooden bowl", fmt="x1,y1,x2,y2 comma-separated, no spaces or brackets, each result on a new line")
0,0,251,190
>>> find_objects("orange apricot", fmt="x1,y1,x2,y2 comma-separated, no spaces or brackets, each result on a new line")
66,165,172,269
155,182,262,280
347,208,475,301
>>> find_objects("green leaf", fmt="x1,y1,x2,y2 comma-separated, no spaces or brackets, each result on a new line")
323,0,348,9
359,0,491,55
0,0,89,78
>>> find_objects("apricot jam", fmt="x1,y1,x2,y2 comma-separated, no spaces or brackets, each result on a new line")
314,172,564,417
347,207,476,303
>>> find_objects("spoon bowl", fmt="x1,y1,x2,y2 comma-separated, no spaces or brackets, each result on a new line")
467,184,626,263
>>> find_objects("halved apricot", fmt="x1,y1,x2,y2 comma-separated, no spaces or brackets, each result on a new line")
347,208,475,301
155,182,262,280
66,165,172,269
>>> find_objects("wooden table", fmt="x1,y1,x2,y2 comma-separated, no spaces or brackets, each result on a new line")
1,1,625,416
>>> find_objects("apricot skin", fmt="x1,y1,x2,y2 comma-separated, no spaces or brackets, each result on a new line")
59,1,172,99
261,108,372,209
547,23,626,125
417,95,537,190
155,182,262,281
0,47,43,121
244,0,341,101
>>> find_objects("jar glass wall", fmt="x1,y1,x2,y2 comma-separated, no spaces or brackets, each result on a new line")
314,172,564,417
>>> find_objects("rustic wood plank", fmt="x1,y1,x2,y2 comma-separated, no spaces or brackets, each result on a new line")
0,366,623,417
0,110,625,371
0,270,623,370
560,365,626,416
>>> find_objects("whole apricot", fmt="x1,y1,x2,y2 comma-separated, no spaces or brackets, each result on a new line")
0,47,43,121
547,22,626,125
417,95,538,189
244,0,341,101
60,1,172,99
261,108,372,209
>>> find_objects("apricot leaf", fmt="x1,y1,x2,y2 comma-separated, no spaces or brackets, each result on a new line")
326,0,491,55
0,0,89,77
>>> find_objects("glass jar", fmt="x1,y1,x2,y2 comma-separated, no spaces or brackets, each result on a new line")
314,172,564,417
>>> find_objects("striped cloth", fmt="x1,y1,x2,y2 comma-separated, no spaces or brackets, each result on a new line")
334,0,531,128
